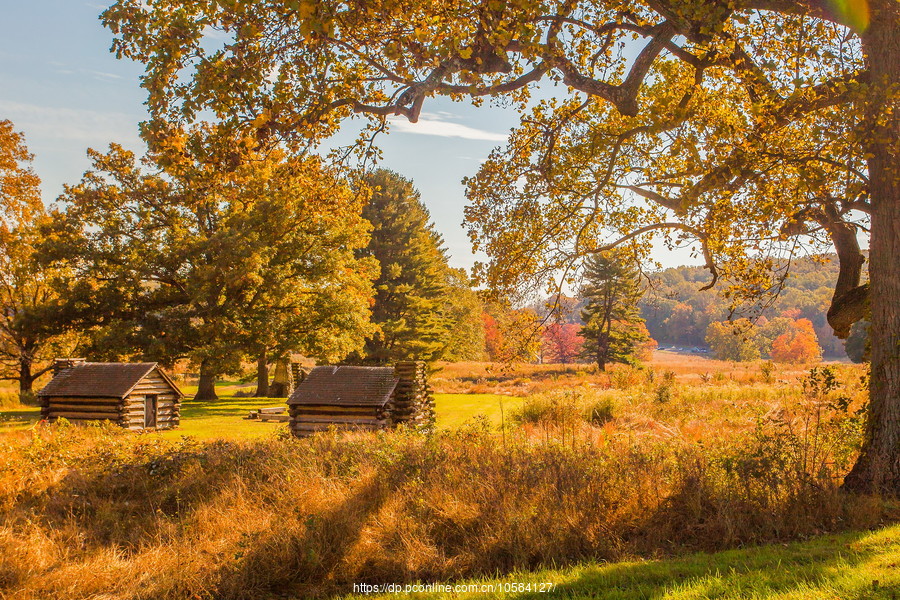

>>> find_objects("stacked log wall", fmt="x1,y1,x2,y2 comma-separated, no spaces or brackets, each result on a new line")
43,396,122,424
288,403,387,436
391,361,435,430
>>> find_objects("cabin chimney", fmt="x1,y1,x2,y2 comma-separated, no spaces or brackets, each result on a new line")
52,358,86,375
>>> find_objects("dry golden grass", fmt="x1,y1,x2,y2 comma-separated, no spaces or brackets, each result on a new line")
431,351,843,395
0,363,883,600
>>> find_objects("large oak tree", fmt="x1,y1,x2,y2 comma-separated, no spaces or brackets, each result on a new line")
45,124,376,400
102,0,898,493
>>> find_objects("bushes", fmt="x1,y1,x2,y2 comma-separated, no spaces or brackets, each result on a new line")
513,387,619,428
0,392,26,409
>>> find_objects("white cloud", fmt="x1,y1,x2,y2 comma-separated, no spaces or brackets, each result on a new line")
388,113,507,142
51,63,125,82
0,100,142,146
88,70,123,81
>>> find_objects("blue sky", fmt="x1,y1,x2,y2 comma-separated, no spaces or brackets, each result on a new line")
1,0,696,273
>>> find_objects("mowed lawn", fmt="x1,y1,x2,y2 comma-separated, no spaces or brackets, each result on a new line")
0,391,519,439
341,524,900,600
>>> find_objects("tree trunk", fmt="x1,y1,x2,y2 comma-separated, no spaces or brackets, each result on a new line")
843,2,900,495
195,358,219,401
254,350,269,397
19,357,33,396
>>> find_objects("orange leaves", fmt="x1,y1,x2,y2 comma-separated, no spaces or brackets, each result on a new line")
770,318,822,364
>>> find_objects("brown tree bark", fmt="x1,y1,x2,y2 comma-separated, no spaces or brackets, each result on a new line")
843,0,900,495
19,357,33,396
195,358,219,401
254,350,269,398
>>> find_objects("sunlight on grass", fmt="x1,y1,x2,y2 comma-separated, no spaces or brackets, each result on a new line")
0,407,40,432
341,524,900,599
434,393,525,430
157,397,290,441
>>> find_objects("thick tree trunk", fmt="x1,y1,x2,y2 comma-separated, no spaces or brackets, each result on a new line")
195,358,219,401
254,350,269,398
843,2,900,495
19,357,33,396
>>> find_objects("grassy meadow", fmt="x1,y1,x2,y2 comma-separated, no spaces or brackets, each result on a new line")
0,352,897,599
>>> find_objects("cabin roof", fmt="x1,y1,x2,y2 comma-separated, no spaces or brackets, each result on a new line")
38,362,183,399
287,366,399,407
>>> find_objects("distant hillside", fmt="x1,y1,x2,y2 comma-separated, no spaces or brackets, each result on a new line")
639,254,857,358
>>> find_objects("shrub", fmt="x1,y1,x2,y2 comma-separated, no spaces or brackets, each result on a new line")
586,396,616,425
760,360,776,383
0,392,22,409
514,387,618,428
609,365,643,389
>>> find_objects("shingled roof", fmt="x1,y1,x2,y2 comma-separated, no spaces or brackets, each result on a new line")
38,362,177,399
288,366,399,407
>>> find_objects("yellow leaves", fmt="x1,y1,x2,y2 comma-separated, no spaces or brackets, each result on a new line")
286,0,316,19
0,120,44,230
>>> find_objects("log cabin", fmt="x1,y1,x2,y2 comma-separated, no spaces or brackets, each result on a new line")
287,361,434,436
38,360,183,430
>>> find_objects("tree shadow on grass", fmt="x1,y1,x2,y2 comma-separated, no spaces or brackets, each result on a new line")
511,528,899,600
0,408,40,429
211,467,412,599
178,399,286,419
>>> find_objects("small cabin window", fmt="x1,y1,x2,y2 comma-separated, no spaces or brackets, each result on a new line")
144,395,158,428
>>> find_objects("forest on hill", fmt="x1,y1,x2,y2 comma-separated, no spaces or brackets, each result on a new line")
639,255,857,359
540,254,860,361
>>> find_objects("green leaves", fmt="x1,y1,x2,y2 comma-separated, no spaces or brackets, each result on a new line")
49,124,376,372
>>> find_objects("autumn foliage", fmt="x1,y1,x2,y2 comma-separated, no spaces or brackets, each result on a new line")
541,323,583,364
771,319,823,364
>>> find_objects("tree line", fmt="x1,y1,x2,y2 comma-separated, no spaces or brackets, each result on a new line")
639,256,860,359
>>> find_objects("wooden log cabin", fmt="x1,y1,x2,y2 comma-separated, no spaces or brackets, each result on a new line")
38,360,183,431
287,361,434,436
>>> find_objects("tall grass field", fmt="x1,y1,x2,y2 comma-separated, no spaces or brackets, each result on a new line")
0,355,896,599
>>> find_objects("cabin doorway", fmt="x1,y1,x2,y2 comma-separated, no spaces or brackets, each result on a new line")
144,395,158,428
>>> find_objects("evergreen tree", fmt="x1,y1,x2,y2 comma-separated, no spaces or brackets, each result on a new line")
440,268,485,362
578,251,649,370
358,169,452,363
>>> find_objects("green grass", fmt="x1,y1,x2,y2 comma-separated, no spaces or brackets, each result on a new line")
340,523,900,600
158,396,290,440
0,406,40,432
0,390,511,439
434,393,524,429
177,378,256,397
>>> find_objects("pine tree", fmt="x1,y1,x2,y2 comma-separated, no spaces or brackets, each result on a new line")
579,251,649,370
357,169,453,363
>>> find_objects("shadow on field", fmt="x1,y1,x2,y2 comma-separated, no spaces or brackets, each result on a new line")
512,530,893,600
178,399,285,418
223,473,406,597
